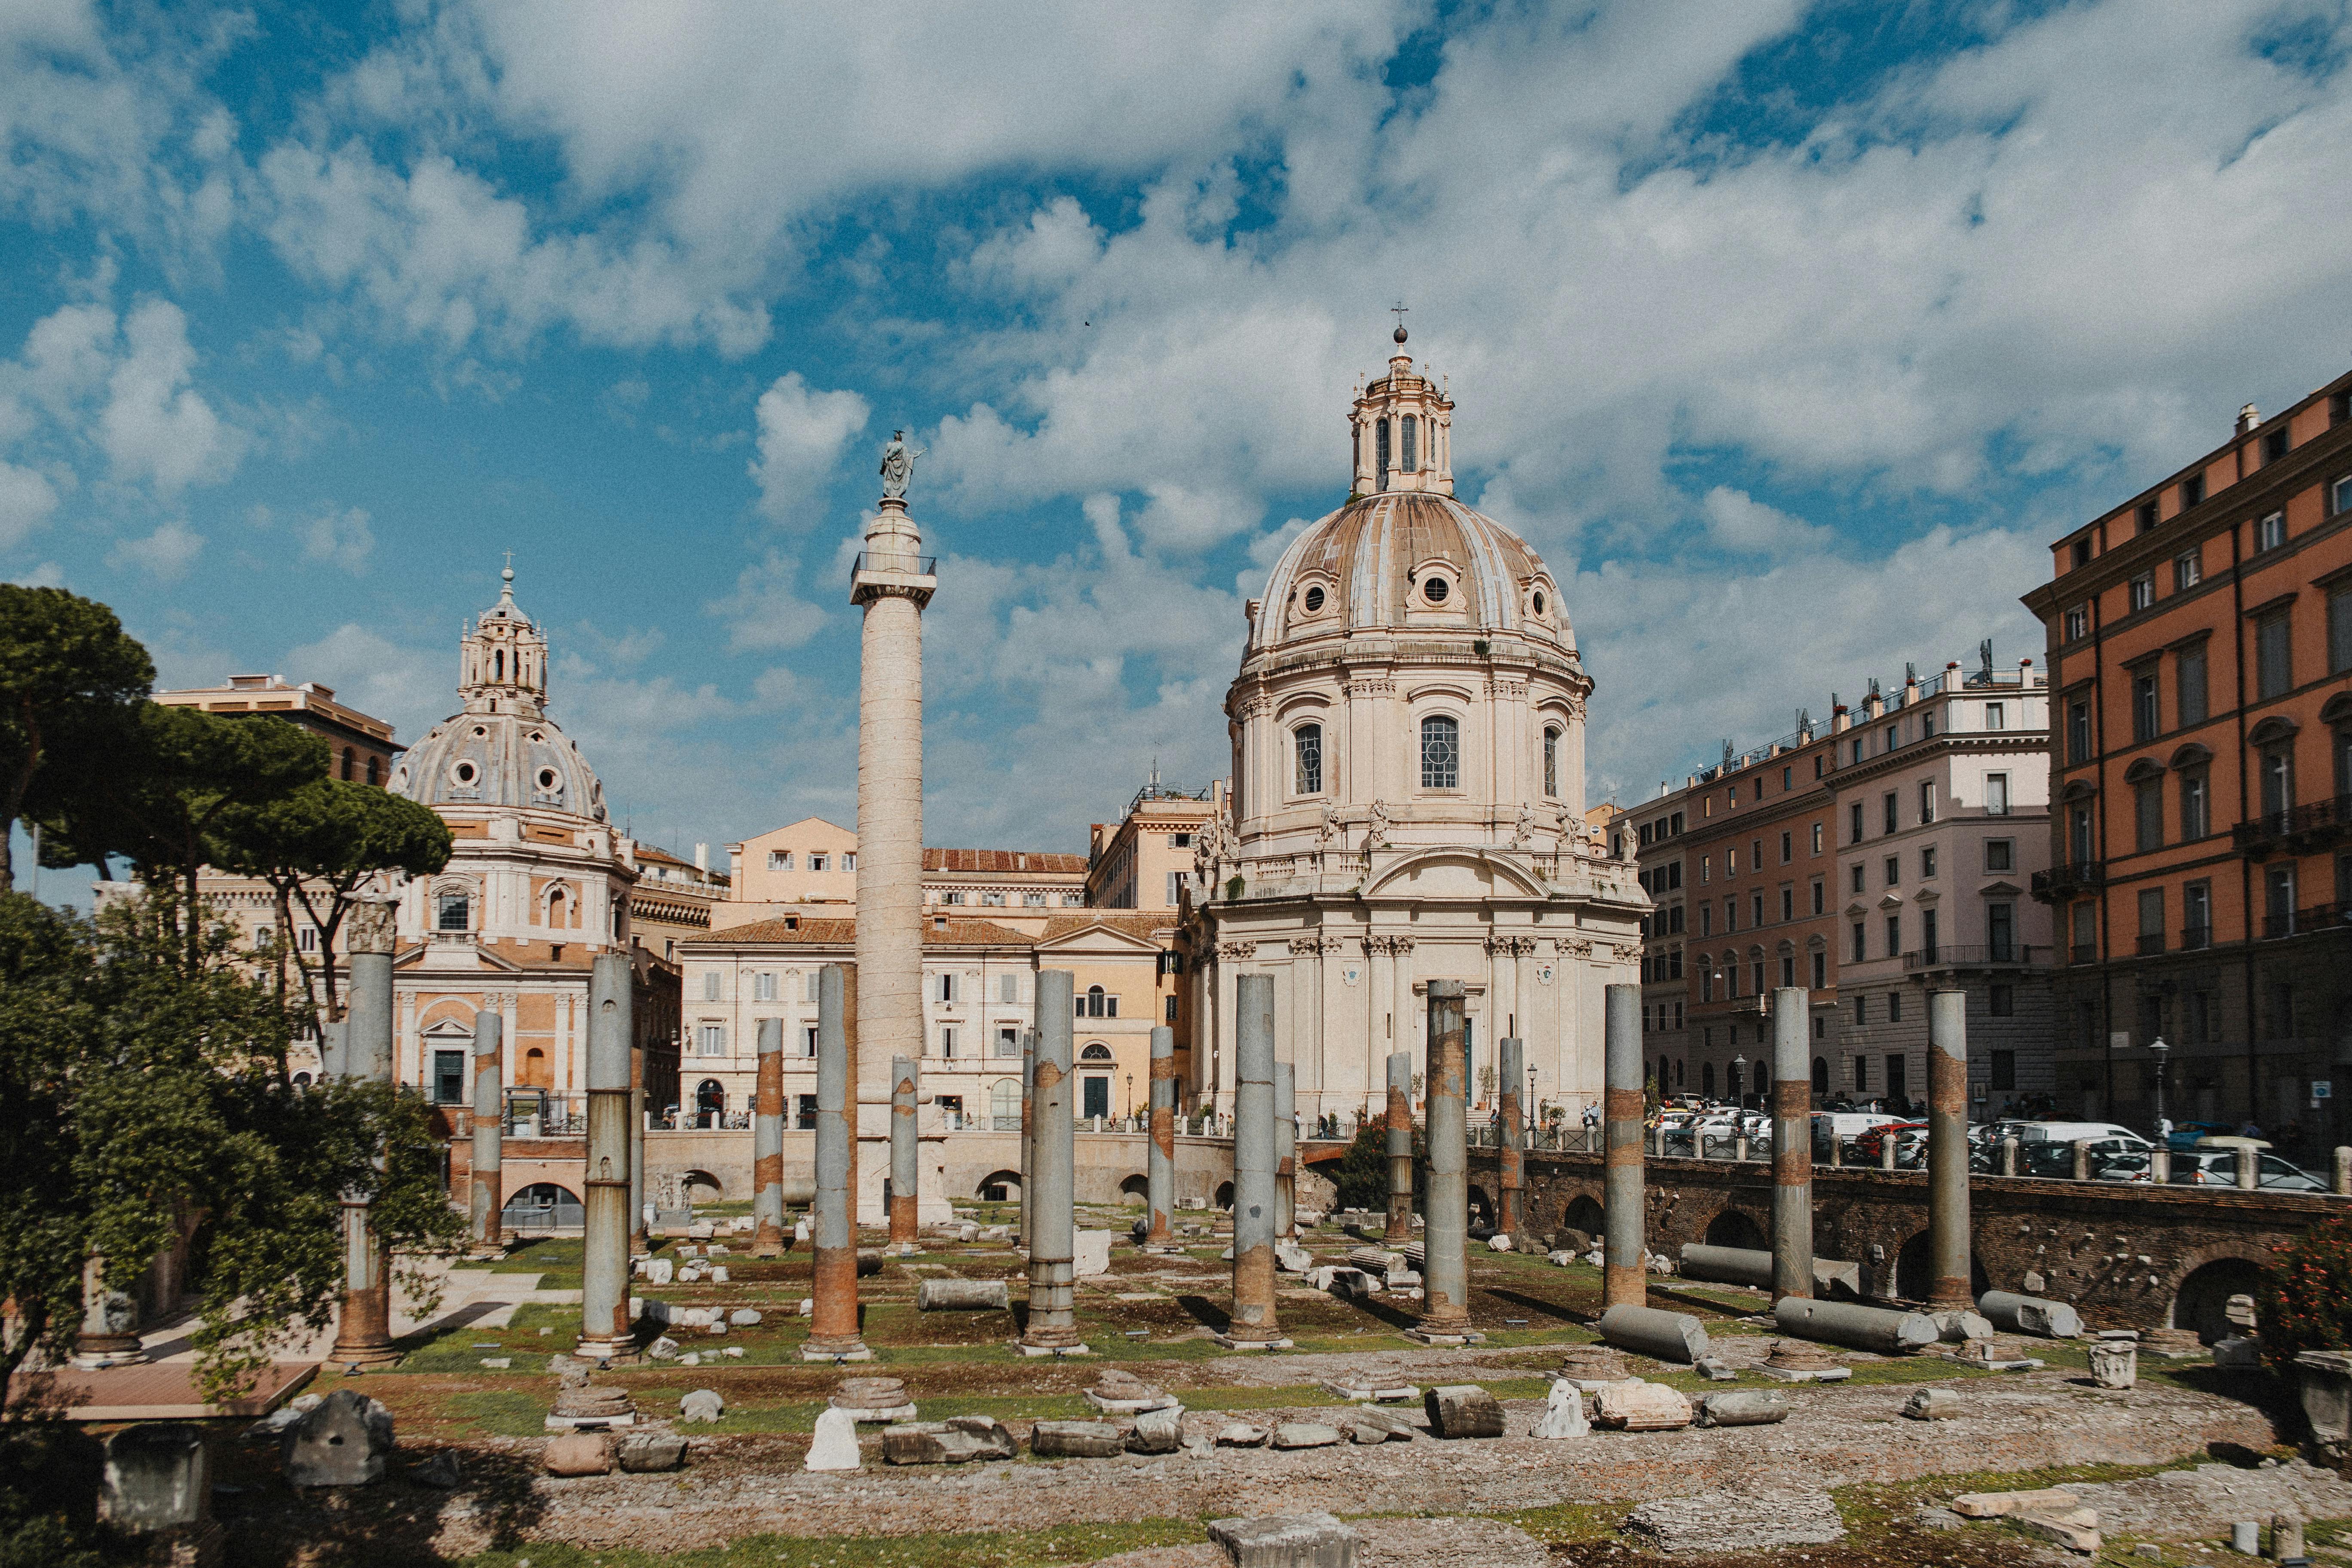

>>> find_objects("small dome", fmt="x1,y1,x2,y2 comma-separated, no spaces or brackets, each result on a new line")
391,711,607,820
1253,491,1569,655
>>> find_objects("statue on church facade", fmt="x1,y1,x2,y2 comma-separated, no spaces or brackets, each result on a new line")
879,430,925,499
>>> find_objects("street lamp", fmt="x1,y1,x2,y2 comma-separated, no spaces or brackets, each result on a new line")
1125,1072,1134,1124
1527,1066,1538,1148
2149,1037,2169,1137
1731,1054,1746,1108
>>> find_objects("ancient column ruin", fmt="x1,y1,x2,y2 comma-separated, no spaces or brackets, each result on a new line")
1927,987,1972,1308
805,964,870,1361
575,951,635,1364
1384,1050,1414,1244
1415,979,1477,1343
1223,973,1286,1347
1145,1024,1176,1248
1020,971,1086,1354
469,1007,503,1253
752,1017,787,1257
1498,1033,1525,1245
1770,986,1814,1302
330,897,399,1369
1603,982,1646,1312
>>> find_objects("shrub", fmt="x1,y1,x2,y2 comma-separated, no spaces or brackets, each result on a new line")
2257,1214,2352,1370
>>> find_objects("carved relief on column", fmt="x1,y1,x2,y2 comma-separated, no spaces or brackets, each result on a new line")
1216,940,1260,962
1553,936,1594,959
1608,942,1644,964
1361,933,1415,957
1483,935,1538,958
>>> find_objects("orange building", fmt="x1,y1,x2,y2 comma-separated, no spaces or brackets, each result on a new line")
2023,372,2352,1150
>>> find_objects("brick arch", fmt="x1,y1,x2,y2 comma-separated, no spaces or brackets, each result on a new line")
2161,1238,2283,1338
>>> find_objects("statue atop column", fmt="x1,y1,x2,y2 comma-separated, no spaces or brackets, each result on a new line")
879,430,925,500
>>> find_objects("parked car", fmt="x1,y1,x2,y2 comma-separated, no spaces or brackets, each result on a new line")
1852,1120,1927,1165
2163,1120,2235,1151
2130,1148,2329,1191
2008,1121,2154,1152
1813,1110,1907,1160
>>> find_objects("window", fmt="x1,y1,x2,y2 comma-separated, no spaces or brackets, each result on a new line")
1698,959,1713,1002
996,1026,1019,1058
1752,891,1765,927
2257,510,2285,552
1883,855,1899,887
1853,1052,1868,1091
1849,862,1864,894
2136,499,2159,534
298,925,319,953
1165,996,1179,1023
1701,855,1712,882
1918,781,1936,824
1810,823,1822,854
2071,538,2091,570
809,854,829,873
701,971,721,1001
2257,612,2292,700
1990,1048,2015,1089
2332,588,2352,675
436,891,470,931
1780,886,1794,922
804,971,821,1002
1810,878,1824,915
2175,551,2202,591
1853,996,1867,1028
1984,701,2005,731
1294,723,1323,794
1780,831,1792,864
697,1025,726,1057
2128,572,2155,612
2336,475,2352,514
1027,891,1048,907
1400,413,1418,471
940,1026,958,1058
981,892,1006,907
2066,701,2091,764
2265,427,2290,464
797,1092,818,1129
1062,893,1083,906
1421,573,1449,604
2138,888,2165,955
432,1049,465,1104
2267,863,2298,938
1888,990,1903,1023
1811,951,1826,989
2180,767,2209,839
2064,605,2090,641
768,850,793,870
2069,805,2094,865
1885,914,1902,959
2134,776,2163,852
943,891,965,905
2261,743,2294,821
2182,474,2205,508
1727,848,1739,875
1986,772,2010,817
1419,715,1459,789
843,853,856,871
2183,880,2211,946
2132,669,2159,741
1851,921,1866,963
1166,872,1184,906
2177,643,2209,726
937,973,957,1004
1723,897,1736,932
1699,904,1713,937
1782,765,1793,790
1882,792,1898,834
1987,900,2015,962
1543,727,1560,797
1986,838,2013,872
1850,802,1864,844
754,971,777,1001
1920,845,1937,879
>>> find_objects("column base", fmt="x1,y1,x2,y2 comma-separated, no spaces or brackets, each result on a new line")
1404,1326,1485,1347
69,1344,147,1371
1013,1340,1093,1357
1212,1334,1292,1351
1140,1244,1186,1256
800,1339,874,1363
882,1243,925,1257
327,1341,404,1371
572,1337,638,1366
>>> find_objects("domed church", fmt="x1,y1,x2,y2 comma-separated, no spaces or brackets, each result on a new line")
1182,328,1648,1125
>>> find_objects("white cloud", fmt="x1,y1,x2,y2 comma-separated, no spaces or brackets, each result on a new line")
105,518,204,579
750,374,869,522
1700,487,1832,557
282,624,450,744
300,505,374,572
0,462,59,550
706,551,828,653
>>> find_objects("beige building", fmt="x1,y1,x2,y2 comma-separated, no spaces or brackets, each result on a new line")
156,672,400,788
1183,328,1648,1123
1087,776,1222,911
715,820,1085,934
630,841,729,961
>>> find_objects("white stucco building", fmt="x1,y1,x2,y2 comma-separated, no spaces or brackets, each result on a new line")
1184,328,1648,1123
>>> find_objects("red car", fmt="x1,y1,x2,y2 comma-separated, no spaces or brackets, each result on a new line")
1852,1120,1927,1164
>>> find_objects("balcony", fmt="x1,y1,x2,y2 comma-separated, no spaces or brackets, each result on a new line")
2031,861,2105,900
2071,942,2098,964
2136,932,2166,956
849,550,937,580
2260,901,2352,941
1901,943,2041,971
2179,925,2213,952
2233,795,2352,856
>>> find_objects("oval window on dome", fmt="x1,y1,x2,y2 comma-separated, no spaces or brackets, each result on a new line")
1532,591,1546,617
451,760,478,787
471,725,488,738
536,767,561,793
1303,585,1326,614
1424,576,1450,604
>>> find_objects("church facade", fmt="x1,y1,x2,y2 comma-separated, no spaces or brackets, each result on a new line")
1183,331,1647,1125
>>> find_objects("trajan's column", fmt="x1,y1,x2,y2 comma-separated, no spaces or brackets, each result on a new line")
851,433,943,1225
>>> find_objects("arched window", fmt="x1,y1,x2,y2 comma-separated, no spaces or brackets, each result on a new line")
548,887,568,929
1401,414,1418,472
1812,1056,1828,1095
1420,714,1459,789
364,754,380,786
495,649,505,682
1543,727,1561,798
1375,418,1391,488
1702,1060,1716,1097
695,1078,725,1127
990,1078,1020,1128
1085,985,1109,1018
1081,1043,1115,1062
340,747,355,781
1294,723,1323,795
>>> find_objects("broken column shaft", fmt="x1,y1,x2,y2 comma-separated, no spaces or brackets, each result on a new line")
1145,1025,1176,1246
752,1017,787,1256
1926,987,1972,1308
1225,973,1285,1346
1417,980,1474,1340
576,951,635,1363
805,964,869,1359
890,1054,919,1247
330,902,399,1368
1021,971,1084,1353
1498,1034,1525,1244
1771,986,1814,1303
469,1008,504,1251
1603,982,1646,1311
1384,1050,1414,1244
1274,1059,1296,1241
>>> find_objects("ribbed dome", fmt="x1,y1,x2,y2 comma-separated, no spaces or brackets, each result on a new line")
1253,491,1569,655
391,711,607,820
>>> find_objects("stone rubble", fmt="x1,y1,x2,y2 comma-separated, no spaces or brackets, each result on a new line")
1624,1490,1846,1554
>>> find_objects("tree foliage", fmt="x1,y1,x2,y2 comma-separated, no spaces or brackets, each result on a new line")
0,890,464,1409
0,585,153,888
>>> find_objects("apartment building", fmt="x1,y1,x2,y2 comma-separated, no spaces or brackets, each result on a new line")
1626,654,2053,1113
716,818,1086,934
1086,776,1221,911
2022,369,2352,1150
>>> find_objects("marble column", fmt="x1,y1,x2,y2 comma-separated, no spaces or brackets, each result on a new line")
330,898,399,1369
576,952,635,1363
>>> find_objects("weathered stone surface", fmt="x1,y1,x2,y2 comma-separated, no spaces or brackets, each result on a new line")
1318,1378,1418,1403
2011,1511,2101,1553
646,1336,681,1361
1424,1385,1505,1439
1031,1420,1126,1458
1902,1387,1960,1420
2089,1341,2138,1389
1207,1512,1361,1568
100,1423,208,1532
916,1277,1011,1311
1088,1368,1176,1414
1950,1488,2080,1519
678,1389,725,1424
643,1258,674,1284
617,1432,687,1473
1529,1380,1590,1440
1694,1391,1789,1428
1693,1355,1736,1381
283,1389,395,1488
1625,1491,1845,1553
2214,1337,2261,1371
1074,1229,1114,1278
1593,1382,1694,1431
1271,1422,1344,1449
882,1419,1016,1465
1127,1406,1185,1454
1215,1421,1271,1448
1343,1407,1421,1442
543,1433,615,1476
1556,1344,1630,1386
804,1407,862,1472
729,1308,763,1326
1275,1243,1314,1273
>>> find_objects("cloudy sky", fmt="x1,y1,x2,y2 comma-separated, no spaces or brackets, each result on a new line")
5,0,2349,871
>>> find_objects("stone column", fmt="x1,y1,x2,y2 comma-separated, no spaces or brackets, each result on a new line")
804,964,870,1360
1146,1025,1176,1247
70,1256,144,1369
1771,986,1813,1303
1497,1033,1525,1245
629,1020,647,1250
1019,1026,1036,1251
1273,1059,1297,1241
330,899,399,1369
469,1007,504,1252
576,952,635,1363
889,1055,919,1249
850,486,934,1225
1021,971,1086,1353
1416,980,1475,1341
1384,1050,1414,1243
1927,987,1972,1308
1603,983,1647,1311
752,1017,787,1256
1224,973,1285,1347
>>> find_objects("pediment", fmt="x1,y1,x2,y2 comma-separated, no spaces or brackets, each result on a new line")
1034,922,1165,956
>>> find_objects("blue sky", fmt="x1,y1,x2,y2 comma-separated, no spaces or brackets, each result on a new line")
5,0,2350,874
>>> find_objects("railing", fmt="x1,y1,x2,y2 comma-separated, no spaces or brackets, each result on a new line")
849,551,937,580
2032,861,2106,897
2262,902,2352,940
2180,925,2212,951
1902,943,2037,970
2137,932,2166,956
2234,795,2352,852
2071,942,2098,964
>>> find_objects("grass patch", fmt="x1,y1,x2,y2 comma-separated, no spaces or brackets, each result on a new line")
445,1387,553,1438
454,1516,1208,1567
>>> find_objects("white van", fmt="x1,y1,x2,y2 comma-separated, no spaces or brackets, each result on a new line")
2009,1121,2152,1150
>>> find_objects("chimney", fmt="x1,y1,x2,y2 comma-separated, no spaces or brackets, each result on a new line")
2237,403,2260,435
693,842,708,872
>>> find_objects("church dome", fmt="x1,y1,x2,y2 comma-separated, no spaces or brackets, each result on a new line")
387,567,609,821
